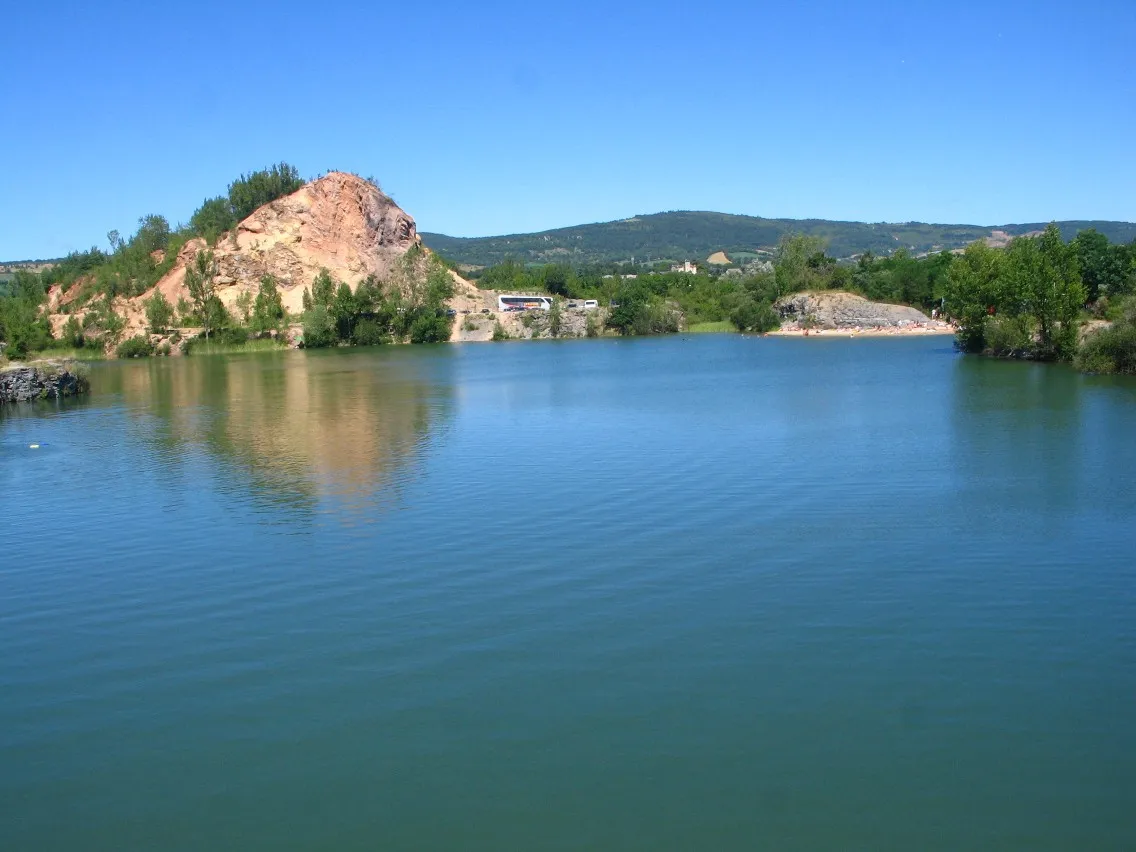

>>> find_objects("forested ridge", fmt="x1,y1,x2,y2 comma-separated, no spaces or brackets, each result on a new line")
422,211,1136,268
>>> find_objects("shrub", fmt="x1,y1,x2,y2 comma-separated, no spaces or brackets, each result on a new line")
984,315,1033,356
116,335,154,358
352,318,388,346
729,297,781,333
1075,317,1136,375
492,322,509,341
301,305,337,348
408,311,452,344
214,326,249,346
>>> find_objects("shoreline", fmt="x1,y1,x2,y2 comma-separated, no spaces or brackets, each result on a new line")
766,324,956,338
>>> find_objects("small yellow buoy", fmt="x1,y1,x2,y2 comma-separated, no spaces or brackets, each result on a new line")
29,444,39,449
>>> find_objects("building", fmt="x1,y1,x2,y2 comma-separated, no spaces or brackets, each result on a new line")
670,261,698,274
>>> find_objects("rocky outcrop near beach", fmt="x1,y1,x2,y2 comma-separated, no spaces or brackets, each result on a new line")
775,291,948,330
0,360,89,404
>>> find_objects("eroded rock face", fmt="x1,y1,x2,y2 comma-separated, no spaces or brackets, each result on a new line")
775,291,936,329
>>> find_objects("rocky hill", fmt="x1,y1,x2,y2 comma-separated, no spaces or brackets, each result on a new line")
47,172,483,343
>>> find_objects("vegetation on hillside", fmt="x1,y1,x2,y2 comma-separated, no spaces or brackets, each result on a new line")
299,247,454,348
423,211,1136,268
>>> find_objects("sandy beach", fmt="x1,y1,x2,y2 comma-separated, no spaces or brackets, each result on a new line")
767,322,957,338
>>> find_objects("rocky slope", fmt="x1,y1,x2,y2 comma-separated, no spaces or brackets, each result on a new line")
774,291,948,330
49,172,483,345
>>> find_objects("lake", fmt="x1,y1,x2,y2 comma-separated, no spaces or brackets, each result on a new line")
2,335,1135,850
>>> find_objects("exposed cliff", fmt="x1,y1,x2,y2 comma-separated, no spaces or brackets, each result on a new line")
49,172,481,344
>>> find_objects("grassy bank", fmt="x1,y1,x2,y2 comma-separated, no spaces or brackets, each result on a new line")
186,338,289,356
686,321,735,333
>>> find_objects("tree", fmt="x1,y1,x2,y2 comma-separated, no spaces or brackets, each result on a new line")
774,233,830,295
189,196,237,243
301,305,337,348
946,241,1004,352
1032,223,1085,358
310,269,336,309
133,215,171,255
228,163,304,221
548,297,563,337
185,250,219,340
251,275,285,333
145,291,174,333
234,290,253,325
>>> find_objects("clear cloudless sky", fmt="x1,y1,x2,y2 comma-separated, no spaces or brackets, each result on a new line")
1,0,1134,259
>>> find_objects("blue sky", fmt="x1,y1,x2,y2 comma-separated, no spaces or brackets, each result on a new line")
1,0,1133,259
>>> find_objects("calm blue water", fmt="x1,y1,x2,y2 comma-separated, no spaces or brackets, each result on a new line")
2,335,1135,850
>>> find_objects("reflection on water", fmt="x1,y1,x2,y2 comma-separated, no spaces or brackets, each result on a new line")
92,349,454,517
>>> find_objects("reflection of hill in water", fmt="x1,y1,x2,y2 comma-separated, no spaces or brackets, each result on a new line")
111,350,453,514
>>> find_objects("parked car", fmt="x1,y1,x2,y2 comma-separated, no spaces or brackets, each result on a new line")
481,308,491,314
446,309,456,316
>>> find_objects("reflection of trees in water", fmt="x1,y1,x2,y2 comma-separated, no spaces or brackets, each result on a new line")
949,356,1085,512
113,350,452,516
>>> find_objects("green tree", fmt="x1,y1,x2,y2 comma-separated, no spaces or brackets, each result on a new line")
185,250,219,340
251,275,285,333
1029,224,1085,358
946,241,1004,352
145,291,174,333
301,305,337,348
189,196,238,243
228,163,304,221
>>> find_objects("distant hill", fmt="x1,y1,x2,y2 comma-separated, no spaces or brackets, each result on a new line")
422,212,1136,268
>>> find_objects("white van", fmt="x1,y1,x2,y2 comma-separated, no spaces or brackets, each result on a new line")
583,300,599,309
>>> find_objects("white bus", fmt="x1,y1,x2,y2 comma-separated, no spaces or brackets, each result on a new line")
498,294,552,311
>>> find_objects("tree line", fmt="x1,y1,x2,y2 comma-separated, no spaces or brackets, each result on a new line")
464,225,1136,373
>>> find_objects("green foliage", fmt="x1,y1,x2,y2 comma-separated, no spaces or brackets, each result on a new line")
492,321,509,341
228,163,304,221
61,315,85,349
983,315,1034,356
301,304,337,348
947,241,1006,353
145,291,174,333
728,296,781,333
1075,303,1136,375
548,298,563,337
189,196,238,244
250,275,285,334
1073,229,1133,302
352,318,388,346
0,271,53,357
945,224,1085,360
116,335,154,358
185,250,220,339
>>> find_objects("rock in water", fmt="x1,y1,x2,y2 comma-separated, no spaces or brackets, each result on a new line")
0,361,90,404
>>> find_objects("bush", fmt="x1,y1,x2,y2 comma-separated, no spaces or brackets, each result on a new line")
1075,317,1136,375
729,297,781,333
214,326,249,346
984,315,1033,356
492,322,509,341
301,305,337,348
408,311,452,344
116,335,154,358
352,318,388,346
